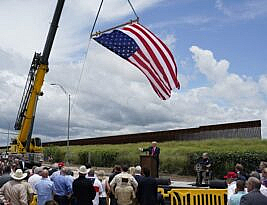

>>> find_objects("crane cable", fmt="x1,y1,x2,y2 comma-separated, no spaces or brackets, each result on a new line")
90,0,104,38
71,0,139,111
90,0,139,38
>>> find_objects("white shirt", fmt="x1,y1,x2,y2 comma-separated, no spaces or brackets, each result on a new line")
28,174,42,194
260,184,267,197
227,181,236,201
99,178,108,198
87,176,103,205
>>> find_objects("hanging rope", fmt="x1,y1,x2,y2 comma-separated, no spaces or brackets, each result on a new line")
90,0,139,38
72,0,139,109
127,0,139,19
90,0,104,38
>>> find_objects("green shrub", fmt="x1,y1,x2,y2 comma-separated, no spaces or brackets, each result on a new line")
187,151,267,178
43,146,64,162
78,151,119,167
44,139,267,177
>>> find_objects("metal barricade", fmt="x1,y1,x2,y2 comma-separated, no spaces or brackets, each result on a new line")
158,188,227,205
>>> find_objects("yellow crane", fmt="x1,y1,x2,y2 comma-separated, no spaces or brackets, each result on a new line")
9,0,65,167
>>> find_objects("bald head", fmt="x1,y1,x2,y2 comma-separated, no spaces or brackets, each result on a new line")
60,167,67,176
41,169,49,178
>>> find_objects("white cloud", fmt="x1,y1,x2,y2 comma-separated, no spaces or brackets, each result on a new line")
259,75,267,95
190,46,229,82
215,0,267,20
1,1,267,146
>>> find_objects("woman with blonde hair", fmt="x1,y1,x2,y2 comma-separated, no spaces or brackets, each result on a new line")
97,170,110,205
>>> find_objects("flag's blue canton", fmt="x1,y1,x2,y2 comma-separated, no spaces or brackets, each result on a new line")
94,30,139,60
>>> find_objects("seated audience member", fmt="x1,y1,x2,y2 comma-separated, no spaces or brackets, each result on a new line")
258,161,267,177
261,167,267,185
228,180,246,205
235,163,248,181
240,177,267,205
249,170,267,197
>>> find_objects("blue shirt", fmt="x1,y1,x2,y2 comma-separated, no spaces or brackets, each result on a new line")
229,191,246,205
35,178,55,205
52,175,72,196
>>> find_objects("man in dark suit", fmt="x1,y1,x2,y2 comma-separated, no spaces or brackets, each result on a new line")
137,167,158,205
140,141,160,177
19,157,27,172
240,177,267,205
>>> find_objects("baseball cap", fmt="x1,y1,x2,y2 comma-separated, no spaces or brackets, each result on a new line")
224,171,237,179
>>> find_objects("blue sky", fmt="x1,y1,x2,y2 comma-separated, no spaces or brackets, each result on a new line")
0,0,267,145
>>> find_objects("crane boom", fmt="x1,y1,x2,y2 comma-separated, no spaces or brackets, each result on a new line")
10,0,65,163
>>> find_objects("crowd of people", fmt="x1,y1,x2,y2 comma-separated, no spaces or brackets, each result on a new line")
225,162,267,205
0,155,161,205
1,151,267,205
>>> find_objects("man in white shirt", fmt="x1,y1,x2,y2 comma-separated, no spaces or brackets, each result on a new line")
28,167,42,194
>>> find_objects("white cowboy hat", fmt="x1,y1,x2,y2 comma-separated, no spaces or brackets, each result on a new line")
78,165,88,174
11,169,27,180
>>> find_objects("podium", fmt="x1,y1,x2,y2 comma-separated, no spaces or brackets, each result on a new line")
140,155,157,178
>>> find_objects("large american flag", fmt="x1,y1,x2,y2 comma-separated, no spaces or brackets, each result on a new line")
93,22,180,100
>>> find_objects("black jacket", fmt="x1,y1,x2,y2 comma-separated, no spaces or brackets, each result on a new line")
143,146,160,162
240,189,267,205
138,176,158,205
72,176,96,205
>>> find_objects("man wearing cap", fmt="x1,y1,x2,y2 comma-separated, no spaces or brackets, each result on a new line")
0,169,28,205
72,165,96,205
224,171,238,202
139,141,160,177
50,162,64,181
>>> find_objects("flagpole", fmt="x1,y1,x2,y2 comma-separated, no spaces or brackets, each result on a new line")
91,18,139,38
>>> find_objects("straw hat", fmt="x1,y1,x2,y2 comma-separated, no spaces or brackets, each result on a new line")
78,165,88,174
11,169,27,180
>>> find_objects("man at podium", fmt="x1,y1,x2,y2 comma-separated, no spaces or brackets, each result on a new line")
139,141,160,177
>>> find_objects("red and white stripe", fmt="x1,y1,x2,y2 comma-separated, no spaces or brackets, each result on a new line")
120,23,180,100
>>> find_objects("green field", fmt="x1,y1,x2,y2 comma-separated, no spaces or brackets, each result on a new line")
44,138,267,178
